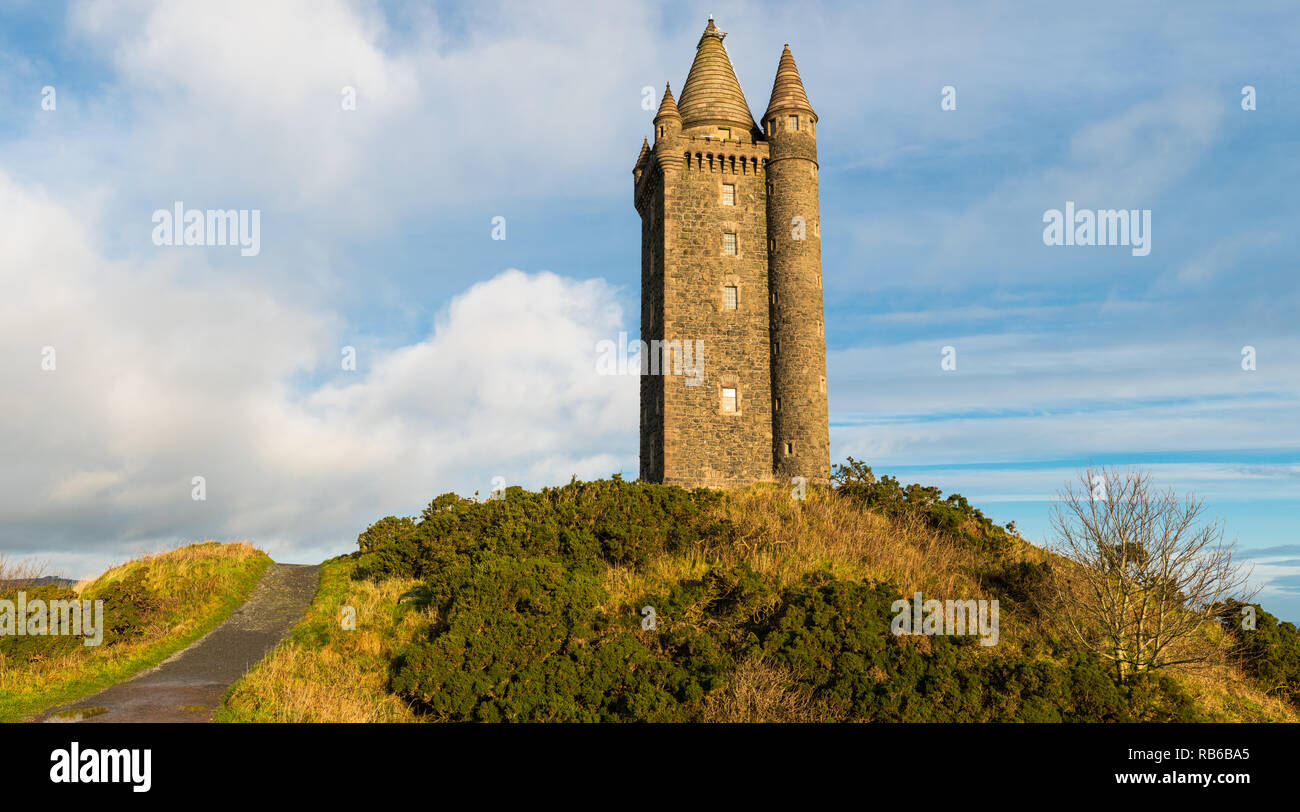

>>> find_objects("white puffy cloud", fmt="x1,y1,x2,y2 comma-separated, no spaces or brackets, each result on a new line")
0,171,635,577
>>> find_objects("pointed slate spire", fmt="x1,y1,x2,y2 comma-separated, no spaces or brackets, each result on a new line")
677,17,757,132
655,82,681,122
763,43,816,122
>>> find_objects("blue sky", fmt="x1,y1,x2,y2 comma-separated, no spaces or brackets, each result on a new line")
1,1,1298,621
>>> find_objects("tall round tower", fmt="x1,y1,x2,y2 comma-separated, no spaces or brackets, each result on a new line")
764,44,829,486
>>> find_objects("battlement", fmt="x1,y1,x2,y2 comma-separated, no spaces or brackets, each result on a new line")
635,134,770,208
679,136,770,173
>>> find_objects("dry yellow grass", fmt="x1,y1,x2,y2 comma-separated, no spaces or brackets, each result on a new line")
85,541,262,589
602,485,1007,638
1173,662,1299,721
217,557,422,722
701,654,817,722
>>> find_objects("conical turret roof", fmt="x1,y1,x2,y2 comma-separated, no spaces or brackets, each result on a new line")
655,82,680,121
677,17,757,131
763,44,816,121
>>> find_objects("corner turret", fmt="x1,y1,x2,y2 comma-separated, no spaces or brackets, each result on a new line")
764,43,828,486
654,82,681,142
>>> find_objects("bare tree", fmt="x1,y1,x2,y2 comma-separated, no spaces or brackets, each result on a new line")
0,552,48,588
1049,466,1256,682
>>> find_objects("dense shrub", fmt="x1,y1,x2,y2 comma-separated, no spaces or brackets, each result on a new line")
355,477,728,582
91,567,165,644
357,516,417,554
1215,600,1300,707
0,569,172,664
751,574,1193,722
360,475,1199,722
980,559,1053,608
832,457,1017,555
390,553,699,721
0,584,82,664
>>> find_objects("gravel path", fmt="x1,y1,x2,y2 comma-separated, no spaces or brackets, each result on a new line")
38,562,320,723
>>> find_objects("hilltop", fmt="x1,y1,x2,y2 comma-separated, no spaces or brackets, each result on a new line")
220,466,1300,722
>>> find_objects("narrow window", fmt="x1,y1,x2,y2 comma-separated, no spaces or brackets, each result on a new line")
788,115,799,131
723,285,738,310
721,183,735,205
774,397,781,412
722,387,738,413
785,441,794,455
773,340,780,355
723,233,737,256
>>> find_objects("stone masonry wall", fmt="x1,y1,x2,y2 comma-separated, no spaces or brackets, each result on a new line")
655,137,774,487
638,173,666,482
767,115,831,486
637,97,829,488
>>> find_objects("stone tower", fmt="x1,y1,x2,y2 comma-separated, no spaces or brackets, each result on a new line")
634,17,829,489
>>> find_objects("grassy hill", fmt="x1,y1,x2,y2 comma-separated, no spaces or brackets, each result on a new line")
221,469,1299,722
0,541,270,722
